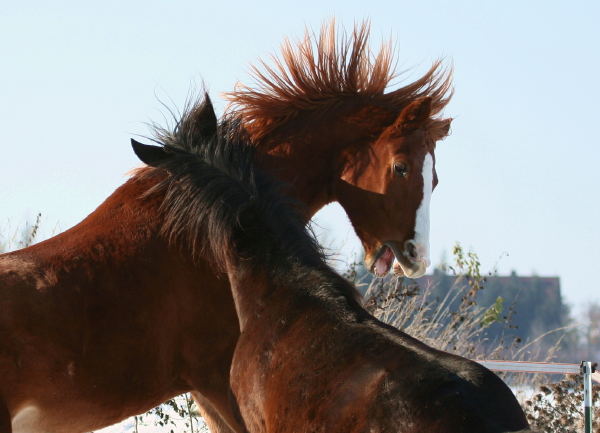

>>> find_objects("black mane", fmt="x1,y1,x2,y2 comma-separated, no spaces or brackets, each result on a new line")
134,95,332,278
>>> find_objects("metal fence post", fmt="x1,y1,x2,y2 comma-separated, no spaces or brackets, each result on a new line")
582,361,593,433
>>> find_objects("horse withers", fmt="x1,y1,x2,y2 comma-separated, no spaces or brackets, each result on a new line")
133,98,531,433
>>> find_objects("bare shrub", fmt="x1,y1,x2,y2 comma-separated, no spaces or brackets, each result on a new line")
524,375,600,432
131,394,206,433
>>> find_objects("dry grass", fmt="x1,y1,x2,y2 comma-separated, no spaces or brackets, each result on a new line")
359,244,571,389
0,213,42,253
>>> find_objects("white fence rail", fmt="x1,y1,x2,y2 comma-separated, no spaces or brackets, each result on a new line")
475,359,597,433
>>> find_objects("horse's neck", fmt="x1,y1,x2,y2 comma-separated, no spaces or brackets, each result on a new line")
255,105,384,220
11,174,179,280
226,261,356,332
256,151,334,220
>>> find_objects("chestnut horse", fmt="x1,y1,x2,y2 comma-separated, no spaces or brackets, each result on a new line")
1,24,451,432
225,22,452,279
132,100,531,433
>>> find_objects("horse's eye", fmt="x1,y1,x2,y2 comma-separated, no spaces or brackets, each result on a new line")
393,162,409,178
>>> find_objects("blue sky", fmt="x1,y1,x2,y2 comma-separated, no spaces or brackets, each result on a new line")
1,1,599,311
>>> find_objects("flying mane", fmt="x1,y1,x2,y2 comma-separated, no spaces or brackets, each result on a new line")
134,95,330,276
225,21,453,143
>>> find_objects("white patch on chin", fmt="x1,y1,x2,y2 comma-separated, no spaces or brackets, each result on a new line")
413,153,433,267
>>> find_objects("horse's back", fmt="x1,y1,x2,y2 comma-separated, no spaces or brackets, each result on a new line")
232,296,530,433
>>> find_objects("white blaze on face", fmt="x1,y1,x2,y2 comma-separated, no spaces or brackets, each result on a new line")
413,153,434,268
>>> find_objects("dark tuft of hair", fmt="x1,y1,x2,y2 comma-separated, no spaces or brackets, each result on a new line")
137,94,328,276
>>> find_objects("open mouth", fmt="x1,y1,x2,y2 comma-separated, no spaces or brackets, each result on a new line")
370,245,395,278
369,242,429,279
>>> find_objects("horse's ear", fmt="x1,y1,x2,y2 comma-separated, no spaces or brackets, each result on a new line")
432,118,452,140
440,118,452,136
394,97,432,132
196,93,217,138
131,139,170,167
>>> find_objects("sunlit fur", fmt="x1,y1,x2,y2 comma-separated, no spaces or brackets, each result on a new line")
226,20,452,144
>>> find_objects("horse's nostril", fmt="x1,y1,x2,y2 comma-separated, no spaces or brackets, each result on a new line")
404,240,418,261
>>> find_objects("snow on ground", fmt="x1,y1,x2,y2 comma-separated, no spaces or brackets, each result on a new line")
92,399,209,433
94,416,208,433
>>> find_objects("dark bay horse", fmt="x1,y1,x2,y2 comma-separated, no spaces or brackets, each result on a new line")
133,99,531,433
1,24,451,432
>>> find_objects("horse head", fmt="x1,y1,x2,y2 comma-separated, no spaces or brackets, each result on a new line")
336,97,451,278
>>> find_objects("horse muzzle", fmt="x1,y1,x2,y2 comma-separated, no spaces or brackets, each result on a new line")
367,240,430,279
390,240,430,279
